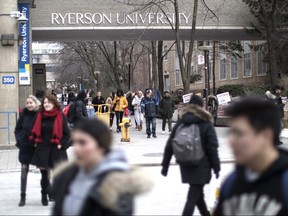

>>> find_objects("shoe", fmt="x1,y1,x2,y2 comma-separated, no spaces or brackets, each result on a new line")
147,134,151,138
161,131,165,135
48,192,54,202
18,194,25,207
153,134,157,138
41,193,48,206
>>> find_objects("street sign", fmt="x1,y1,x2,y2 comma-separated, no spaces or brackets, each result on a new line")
217,92,231,105
2,76,15,85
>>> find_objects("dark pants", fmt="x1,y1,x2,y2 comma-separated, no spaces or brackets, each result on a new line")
110,113,114,127
162,117,172,131
145,116,156,135
116,111,124,130
182,184,210,216
40,169,50,195
20,164,29,197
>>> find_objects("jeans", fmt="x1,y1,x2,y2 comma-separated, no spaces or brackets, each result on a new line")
162,117,172,131
182,184,210,216
115,111,124,130
145,117,156,135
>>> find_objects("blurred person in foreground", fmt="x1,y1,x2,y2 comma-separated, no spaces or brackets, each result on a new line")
52,119,153,216
214,97,288,216
161,95,220,216
29,95,71,206
15,95,41,206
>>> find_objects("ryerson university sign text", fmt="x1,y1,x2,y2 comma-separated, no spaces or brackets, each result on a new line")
51,12,192,25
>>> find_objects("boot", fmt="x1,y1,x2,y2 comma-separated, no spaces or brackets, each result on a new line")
41,191,48,206
18,194,25,207
140,123,143,131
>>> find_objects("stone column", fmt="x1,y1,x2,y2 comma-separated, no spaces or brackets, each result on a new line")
0,0,19,145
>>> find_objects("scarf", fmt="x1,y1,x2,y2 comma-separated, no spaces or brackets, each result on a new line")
29,108,63,145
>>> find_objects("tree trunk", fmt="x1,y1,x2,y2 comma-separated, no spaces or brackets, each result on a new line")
151,41,158,89
158,41,164,93
212,41,216,95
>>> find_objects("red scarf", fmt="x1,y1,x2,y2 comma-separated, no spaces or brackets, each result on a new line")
29,108,63,145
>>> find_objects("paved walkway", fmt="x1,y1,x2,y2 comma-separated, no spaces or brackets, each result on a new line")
1,119,288,172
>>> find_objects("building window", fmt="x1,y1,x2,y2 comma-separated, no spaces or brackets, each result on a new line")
220,54,226,80
175,69,180,86
257,42,267,76
164,45,168,61
197,65,203,83
243,42,252,77
231,56,238,79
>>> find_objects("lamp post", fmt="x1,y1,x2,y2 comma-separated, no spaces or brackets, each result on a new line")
94,71,101,92
198,44,213,109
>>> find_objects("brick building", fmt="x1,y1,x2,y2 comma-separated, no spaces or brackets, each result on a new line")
163,41,269,94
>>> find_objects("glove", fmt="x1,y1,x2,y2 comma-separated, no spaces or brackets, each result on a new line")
161,167,168,177
215,173,220,179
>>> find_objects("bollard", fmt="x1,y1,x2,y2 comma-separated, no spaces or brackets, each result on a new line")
119,117,131,142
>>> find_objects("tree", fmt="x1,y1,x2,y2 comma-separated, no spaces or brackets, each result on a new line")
242,0,288,86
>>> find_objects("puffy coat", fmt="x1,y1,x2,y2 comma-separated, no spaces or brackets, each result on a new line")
159,96,174,118
141,97,158,117
112,96,128,112
30,114,71,169
14,108,37,164
73,99,88,124
52,150,153,216
162,104,221,184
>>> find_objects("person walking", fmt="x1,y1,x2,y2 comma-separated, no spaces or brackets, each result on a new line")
141,89,158,138
159,91,174,134
51,119,153,216
132,91,144,131
161,95,220,216
104,97,114,131
70,91,88,126
29,95,71,206
113,90,128,133
15,95,41,207
92,91,105,113
215,97,288,216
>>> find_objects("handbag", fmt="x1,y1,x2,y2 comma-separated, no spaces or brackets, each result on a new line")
124,107,129,117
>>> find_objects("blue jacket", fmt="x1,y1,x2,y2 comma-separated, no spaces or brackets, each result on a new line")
141,97,158,117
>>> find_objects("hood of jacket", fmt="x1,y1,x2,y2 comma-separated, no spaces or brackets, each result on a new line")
53,149,153,211
266,91,276,100
180,104,213,124
237,149,288,183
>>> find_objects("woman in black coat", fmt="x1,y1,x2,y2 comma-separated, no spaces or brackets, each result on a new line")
161,95,220,216
52,119,152,216
29,95,70,206
15,95,41,207
72,91,88,125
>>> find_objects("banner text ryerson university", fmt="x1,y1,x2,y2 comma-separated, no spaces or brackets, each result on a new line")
18,3,31,85
51,12,192,25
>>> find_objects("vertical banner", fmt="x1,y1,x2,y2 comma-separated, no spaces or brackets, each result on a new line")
18,3,31,85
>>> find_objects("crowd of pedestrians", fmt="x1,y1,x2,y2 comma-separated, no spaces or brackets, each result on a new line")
13,86,288,216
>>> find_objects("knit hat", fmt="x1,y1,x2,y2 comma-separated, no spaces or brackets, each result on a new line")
74,119,112,154
27,95,41,110
145,89,152,95
189,95,204,107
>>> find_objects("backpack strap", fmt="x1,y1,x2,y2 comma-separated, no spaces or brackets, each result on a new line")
283,169,288,205
221,171,238,200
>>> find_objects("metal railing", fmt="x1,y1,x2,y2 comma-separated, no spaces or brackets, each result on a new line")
0,112,18,144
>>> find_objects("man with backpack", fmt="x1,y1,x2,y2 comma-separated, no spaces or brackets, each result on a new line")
161,95,220,216
214,97,288,216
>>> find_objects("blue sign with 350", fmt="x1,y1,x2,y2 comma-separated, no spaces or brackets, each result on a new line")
2,76,15,84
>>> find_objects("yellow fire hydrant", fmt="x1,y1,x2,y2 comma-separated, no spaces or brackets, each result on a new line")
119,117,131,142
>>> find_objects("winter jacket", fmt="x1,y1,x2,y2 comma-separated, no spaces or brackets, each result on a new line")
52,150,153,216
92,96,105,112
113,96,128,112
132,96,143,111
159,96,174,118
214,149,288,216
161,104,221,184
14,108,37,164
141,97,158,118
30,114,71,169
73,99,88,124
266,91,285,118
